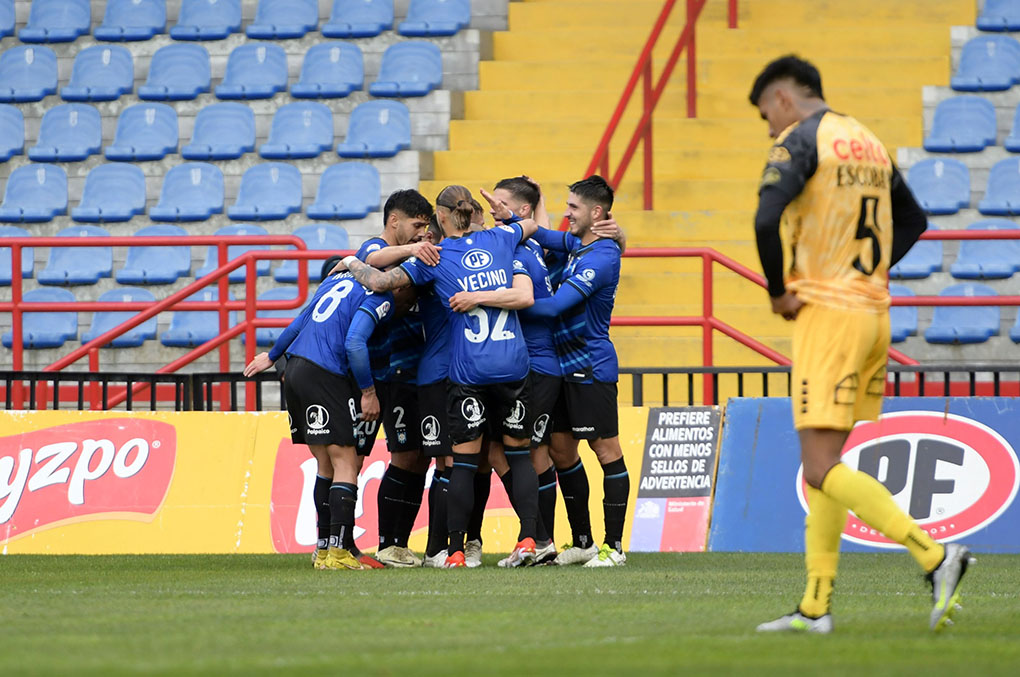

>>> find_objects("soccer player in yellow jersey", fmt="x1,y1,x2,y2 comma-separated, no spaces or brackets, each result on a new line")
749,56,973,634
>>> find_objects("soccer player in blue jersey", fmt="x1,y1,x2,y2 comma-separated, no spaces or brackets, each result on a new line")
243,270,395,571
341,185,542,568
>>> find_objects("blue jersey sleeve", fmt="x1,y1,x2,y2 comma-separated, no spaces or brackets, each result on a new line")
491,221,526,245
522,282,588,319
344,292,394,390
563,248,617,298
400,256,437,287
355,237,387,263
531,227,576,252
267,300,315,362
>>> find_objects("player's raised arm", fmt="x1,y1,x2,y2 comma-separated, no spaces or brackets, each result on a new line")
448,270,534,312
480,187,538,241
341,256,414,292
364,240,441,269
888,165,928,266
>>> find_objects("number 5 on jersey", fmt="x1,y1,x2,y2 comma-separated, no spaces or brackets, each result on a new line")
853,196,882,276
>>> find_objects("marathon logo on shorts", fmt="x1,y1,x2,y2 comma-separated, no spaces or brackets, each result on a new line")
305,404,330,436
0,418,176,542
797,411,1020,547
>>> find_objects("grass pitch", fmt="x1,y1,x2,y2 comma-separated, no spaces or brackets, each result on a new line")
1,553,1018,676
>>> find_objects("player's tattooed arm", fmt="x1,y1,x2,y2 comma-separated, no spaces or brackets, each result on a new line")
449,274,534,312
340,256,413,291
364,241,441,268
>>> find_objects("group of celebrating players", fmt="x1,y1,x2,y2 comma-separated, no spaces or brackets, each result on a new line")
245,174,630,570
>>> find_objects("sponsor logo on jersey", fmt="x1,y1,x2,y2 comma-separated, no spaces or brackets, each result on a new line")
461,397,484,423
498,224,516,234
768,145,792,164
462,249,493,271
580,269,596,282
760,167,782,188
306,405,329,431
375,301,391,320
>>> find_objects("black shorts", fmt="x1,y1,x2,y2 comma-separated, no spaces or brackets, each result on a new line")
354,404,383,456
417,380,452,457
283,356,359,449
552,380,618,441
527,371,562,447
447,378,530,446
378,380,421,453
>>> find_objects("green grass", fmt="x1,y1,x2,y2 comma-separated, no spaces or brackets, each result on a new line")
1,553,1018,676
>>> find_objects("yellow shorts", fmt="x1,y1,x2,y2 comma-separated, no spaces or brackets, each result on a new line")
791,303,890,431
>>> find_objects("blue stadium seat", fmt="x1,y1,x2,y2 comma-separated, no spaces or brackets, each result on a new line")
1003,104,1020,152
38,225,113,285
105,103,179,161
369,42,442,97
951,35,1020,92
227,163,303,221
150,162,224,222
72,163,147,223
890,223,942,279
0,164,67,223
161,288,236,347
195,223,271,282
82,287,158,348
181,102,255,160
260,102,333,159
274,223,350,282
28,104,102,162
399,0,470,36
0,0,13,38
138,43,211,100
0,46,58,103
1,287,77,349
979,157,1020,215
977,0,1020,32
95,0,166,41
906,158,970,215
247,0,318,39
924,96,997,152
0,225,33,284
116,224,192,284
170,0,241,40
61,45,134,102
0,105,24,161
889,285,917,344
215,43,288,100
19,0,90,43
291,42,364,98
950,220,1020,279
337,100,411,158
307,162,380,219
925,283,1000,344
322,0,392,38
253,286,307,346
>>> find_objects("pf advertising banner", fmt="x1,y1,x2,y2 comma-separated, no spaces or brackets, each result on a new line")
630,407,721,552
709,398,1020,553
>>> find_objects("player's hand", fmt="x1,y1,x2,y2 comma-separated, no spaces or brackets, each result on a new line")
480,187,513,222
360,391,380,422
592,213,621,240
410,240,441,266
448,291,479,312
330,258,348,275
243,352,273,377
770,291,804,321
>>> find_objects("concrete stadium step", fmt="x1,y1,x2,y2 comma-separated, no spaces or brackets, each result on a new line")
609,329,790,367
609,210,755,242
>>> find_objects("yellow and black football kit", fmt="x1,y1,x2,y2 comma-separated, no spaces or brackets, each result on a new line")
754,108,927,430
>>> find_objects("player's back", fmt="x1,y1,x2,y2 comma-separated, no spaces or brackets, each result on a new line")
515,239,559,377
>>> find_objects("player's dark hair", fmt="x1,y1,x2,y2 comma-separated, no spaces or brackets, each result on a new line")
383,189,433,225
469,198,484,217
749,55,824,106
427,212,445,241
494,176,541,212
568,175,614,212
435,185,475,232
321,255,342,280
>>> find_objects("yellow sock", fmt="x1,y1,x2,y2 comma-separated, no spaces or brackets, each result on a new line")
799,486,846,618
821,463,945,572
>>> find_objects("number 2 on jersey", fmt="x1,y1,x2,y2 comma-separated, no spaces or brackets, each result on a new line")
464,307,515,343
852,195,882,276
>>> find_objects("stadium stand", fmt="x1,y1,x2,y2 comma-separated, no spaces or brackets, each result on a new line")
227,162,303,220
950,220,1020,279
889,285,918,343
924,96,997,152
0,104,24,161
274,223,350,282
95,0,167,42
337,100,411,157
0,0,12,38
181,102,255,160
61,45,135,102
290,42,364,99
72,163,147,223
19,0,90,43
116,224,192,285
149,162,224,222
369,41,443,97
925,283,1000,344
246,0,318,39
170,0,242,40
0,46,58,102
978,0,1020,32
1,287,77,349
29,104,102,162
195,223,271,282
889,224,942,279
0,163,67,222
160,288,236,347
259,102,333,159
1009,313,1020,342
907,158,971,214
0,225,33,284
37,225,112,286
251,286,306,346
322,0,393,38
1004,104,1020,152
978,157,1020,215
215,43,288,99
307,162,381,220
105,102,179,161
138,43,211,100
81,288,159,348
399,0,471,37
951,34,1020,91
